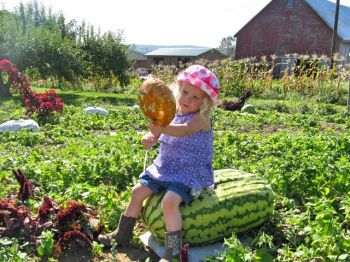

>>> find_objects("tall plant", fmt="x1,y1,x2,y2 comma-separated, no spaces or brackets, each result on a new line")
0,59,63,117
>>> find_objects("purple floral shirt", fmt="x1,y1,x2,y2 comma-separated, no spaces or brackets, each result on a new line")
146,112,214,189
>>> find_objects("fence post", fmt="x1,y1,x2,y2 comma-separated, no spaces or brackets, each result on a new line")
330,0,340,69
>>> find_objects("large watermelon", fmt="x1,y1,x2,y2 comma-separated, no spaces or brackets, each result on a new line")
140,169,274,245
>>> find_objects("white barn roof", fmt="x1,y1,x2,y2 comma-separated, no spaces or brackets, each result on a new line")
145,48,212,57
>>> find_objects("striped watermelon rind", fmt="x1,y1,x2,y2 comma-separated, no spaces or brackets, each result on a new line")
140,169,274,245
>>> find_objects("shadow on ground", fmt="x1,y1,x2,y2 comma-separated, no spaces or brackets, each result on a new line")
0,91,137,107
58,93,136,107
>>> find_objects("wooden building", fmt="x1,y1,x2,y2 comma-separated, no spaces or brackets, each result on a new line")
145,48,226,67
128,50,149,69
234,0,350,64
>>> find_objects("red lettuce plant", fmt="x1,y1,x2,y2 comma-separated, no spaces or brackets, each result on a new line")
0,170,102,258
0,198,34,238
38,196,61,224
12,169,33,202
57,201,87,228
0,59,63,117
53,230,92,256
180,243,189,262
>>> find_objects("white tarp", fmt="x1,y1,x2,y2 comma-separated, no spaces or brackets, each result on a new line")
0,119,40,132
83,106,108,116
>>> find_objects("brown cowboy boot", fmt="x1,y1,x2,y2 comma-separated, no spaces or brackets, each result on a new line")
98,214,136,247
159,230,182,261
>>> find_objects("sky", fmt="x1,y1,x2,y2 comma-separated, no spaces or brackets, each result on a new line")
0,0,272,47
1,0,350,48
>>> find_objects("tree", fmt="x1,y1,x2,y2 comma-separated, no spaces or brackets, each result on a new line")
82,31,131,87
219,36,236,59
0,0,131,88
0,10,16,96
0,69,13,96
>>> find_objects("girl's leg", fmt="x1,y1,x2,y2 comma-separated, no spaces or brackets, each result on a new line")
124,182,153,218
161,191,183,231
98,183,153,247
160,191,183,260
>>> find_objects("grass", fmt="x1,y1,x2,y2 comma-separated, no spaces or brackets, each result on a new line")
32,86,137,106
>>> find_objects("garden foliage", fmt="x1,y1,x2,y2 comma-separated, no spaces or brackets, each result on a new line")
0,90,349,261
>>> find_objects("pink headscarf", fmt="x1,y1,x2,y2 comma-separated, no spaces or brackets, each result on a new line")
177,65,220,102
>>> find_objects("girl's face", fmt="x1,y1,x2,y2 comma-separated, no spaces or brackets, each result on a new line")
178,82,207,114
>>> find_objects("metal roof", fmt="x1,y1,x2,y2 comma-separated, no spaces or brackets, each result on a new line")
305,0,350,41
145,48,213,57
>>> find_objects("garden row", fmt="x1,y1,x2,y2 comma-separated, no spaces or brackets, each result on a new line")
0,93,349,261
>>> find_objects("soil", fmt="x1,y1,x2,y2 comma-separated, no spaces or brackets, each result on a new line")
99,246,160,262
57,240,160,262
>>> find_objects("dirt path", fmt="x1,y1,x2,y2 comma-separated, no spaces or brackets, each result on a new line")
100,246,160,262
57,241,160,262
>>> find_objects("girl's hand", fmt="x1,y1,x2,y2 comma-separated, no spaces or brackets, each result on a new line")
141,132,158,149
149,122,163,137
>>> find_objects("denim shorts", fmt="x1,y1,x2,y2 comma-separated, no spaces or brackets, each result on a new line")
140,173,201,204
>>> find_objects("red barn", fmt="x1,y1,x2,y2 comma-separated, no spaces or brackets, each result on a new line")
235,0,350,64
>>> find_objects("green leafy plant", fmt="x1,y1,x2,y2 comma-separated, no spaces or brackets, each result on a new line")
37,230,55,257
0,238,29,261
91,241,103,256
218,234,252,261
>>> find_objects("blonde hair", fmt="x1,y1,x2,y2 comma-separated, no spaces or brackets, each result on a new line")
176,82,216,118
200,95,214,118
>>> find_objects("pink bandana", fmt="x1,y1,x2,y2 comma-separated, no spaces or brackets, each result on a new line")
177,65,220,102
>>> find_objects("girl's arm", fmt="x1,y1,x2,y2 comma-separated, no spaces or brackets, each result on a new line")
150,113,210,137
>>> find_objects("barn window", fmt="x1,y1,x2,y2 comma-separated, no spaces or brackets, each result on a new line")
287,0,294,8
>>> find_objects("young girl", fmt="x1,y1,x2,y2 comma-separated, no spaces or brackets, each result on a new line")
98,65,220,261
